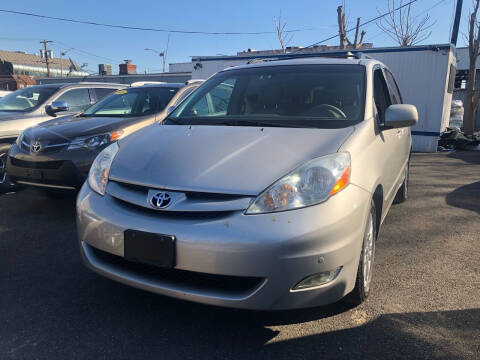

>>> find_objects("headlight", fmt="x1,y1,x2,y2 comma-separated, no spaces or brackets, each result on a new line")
68,130,124,150
88,142,119,196
246,153,350,214
16,132,24,146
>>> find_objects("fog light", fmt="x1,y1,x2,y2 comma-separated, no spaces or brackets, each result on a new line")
291,267,342,291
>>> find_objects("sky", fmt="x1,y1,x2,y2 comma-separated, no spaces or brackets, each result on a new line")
0,0,472,74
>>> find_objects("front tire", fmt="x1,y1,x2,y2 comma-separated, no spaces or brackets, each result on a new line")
0,143,17,194
346,200,377,305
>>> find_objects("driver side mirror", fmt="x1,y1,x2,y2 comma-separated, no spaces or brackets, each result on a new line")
384,104,418,129
45,101,69,117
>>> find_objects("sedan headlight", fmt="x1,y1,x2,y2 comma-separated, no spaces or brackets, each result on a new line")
246,153,350,214
16,132,24,146
68,130,124,150
88,142,119,196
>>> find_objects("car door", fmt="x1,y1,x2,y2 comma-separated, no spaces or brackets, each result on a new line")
384,69,410,181
373,67,399,205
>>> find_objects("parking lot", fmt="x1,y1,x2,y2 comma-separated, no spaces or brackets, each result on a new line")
1,151,479,360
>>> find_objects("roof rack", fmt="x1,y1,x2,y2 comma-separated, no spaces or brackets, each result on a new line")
246,58,280,64
245,50,372,64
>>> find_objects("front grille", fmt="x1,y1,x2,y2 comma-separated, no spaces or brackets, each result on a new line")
111,196,236,220
90,245,264,296
107,179,253,214
10,157,64,169
20,136,69,153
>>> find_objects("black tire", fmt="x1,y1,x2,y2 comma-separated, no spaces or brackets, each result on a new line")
0,143,17,194
41,189,76,199
346,200,377,306
393,160,409,204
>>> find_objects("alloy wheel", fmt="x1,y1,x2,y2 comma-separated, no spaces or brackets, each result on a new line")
362,212,375,293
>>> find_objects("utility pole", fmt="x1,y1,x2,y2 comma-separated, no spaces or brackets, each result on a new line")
40,40,53,77
451,0,463,46
145,33,171,73
163,33,170,73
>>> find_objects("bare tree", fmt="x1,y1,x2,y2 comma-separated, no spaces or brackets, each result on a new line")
337,6,366,49
464,0,480,136
376,0,435,46
274,12,293,53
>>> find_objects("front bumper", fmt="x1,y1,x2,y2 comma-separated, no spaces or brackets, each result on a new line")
7,143,99,190
77,182,372,310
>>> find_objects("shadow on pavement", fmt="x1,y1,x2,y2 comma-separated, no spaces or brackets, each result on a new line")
263,308,480,360
446,181,480,214
447,150,480,165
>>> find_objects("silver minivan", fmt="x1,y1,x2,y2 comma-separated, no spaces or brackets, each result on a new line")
76,57,417,310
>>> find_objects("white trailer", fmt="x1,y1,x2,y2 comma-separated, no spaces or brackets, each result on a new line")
190,44,456,152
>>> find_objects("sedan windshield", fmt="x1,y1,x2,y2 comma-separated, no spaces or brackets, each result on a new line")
168,64,366,128
0,86,59,112
82,87,179,117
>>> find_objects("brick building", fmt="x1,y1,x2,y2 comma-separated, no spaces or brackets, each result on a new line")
0,50,88,90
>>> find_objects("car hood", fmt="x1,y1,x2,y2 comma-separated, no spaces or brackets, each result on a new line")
26,115,150,142
110,124,355,196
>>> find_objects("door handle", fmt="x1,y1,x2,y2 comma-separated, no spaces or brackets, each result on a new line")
396,129,402,137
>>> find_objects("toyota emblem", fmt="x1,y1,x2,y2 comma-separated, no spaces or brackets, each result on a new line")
149,191,172,209
30,141,42,153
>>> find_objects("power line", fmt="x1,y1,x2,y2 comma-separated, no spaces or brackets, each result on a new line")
294,0,421,51
0,8,315,35
54,41,121,63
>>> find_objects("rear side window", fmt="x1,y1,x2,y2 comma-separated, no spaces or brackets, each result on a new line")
373,69,392,123
82,87,179,117
55,88,92,112
94,88,119,101
384,70,402,104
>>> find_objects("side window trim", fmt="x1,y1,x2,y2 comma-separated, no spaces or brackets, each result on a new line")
372,65,392,125
384,69,403,104
88,88,96,104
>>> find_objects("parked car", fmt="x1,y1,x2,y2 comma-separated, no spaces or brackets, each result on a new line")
7,82,201,192
76,56,417,310
0,82,124,192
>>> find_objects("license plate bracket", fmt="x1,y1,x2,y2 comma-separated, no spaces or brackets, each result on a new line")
124,230,175,268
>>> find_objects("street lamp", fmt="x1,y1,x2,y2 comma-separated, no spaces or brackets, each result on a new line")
145,48,166,73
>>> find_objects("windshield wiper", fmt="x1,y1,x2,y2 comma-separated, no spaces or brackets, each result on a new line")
217,119,300,128
163,117,188,125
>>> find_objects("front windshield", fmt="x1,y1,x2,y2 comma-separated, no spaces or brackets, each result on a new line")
0,86,59,112
82,87,179,117
169,64,366,128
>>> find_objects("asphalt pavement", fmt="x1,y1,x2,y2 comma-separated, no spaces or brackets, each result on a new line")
1,151,479,360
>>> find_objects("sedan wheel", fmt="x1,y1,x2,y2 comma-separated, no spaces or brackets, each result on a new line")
0,144,17,194
0,151,6,185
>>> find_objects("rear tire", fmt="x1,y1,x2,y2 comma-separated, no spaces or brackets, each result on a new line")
393,160,409,204
345,200,377,306
0,143,17,194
